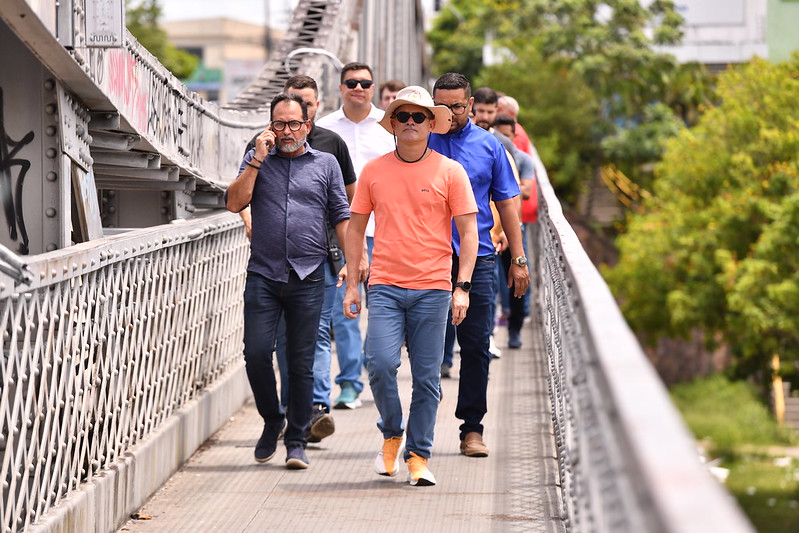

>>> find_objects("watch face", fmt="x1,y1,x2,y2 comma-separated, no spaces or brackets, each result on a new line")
514,256,528,266
457,281,472,291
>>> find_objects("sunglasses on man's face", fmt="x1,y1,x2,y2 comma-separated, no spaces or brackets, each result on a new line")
344,79,374,89
393,111,431,124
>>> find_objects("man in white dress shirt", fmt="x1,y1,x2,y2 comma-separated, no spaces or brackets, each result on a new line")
316,62,394,409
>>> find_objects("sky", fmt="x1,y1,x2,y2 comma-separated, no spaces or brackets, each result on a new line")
160,0,299,27
160,0,437,28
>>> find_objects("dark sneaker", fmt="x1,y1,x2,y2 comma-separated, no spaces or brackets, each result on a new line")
306,403,335,443
286,445,309,469
440,363,451,379
254,422,281,463
508,329,522,349
334,381,362,409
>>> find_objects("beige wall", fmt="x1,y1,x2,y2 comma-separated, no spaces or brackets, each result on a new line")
163,18,283,102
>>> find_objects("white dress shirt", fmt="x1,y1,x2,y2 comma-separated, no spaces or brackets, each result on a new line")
317,104,394,237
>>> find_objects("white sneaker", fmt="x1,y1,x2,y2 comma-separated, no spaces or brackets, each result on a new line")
488,335,502,359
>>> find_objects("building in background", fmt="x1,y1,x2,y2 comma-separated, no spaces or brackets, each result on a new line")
162,18,282,103
661,0,799,69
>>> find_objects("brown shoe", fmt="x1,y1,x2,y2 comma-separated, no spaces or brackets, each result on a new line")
460,432,489,457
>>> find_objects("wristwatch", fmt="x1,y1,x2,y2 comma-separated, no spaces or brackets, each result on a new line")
455,281,472,292
511,256,528,267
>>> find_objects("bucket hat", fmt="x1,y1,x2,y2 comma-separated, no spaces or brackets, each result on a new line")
378,86,452,135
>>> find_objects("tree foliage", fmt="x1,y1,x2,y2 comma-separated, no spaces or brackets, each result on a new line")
476,52,597,203
427,0,699,206
605,56,799,376
125,0,198,79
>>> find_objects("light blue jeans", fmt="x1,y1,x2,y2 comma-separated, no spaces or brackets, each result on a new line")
365,284,451,460
332,257,365,393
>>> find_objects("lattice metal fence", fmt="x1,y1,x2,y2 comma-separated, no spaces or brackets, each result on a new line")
532,154,754,533
0,212,248,533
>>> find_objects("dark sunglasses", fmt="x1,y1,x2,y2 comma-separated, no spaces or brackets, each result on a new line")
393,111,431,124
344,79,374,89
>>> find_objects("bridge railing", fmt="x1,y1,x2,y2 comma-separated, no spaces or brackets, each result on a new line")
0,213,249,533
533,154,755,532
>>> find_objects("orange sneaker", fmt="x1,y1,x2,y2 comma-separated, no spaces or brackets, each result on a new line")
406,452,436,486
374,436,403,476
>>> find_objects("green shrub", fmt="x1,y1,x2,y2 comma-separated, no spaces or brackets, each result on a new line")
670,374,796,454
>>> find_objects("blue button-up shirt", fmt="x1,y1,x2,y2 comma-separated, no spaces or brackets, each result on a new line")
429,120,519,256
236,144,350,281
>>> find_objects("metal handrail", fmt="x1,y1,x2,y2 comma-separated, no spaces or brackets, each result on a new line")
533,151,755,532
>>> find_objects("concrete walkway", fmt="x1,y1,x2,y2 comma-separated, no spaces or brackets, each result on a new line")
117,314,565,533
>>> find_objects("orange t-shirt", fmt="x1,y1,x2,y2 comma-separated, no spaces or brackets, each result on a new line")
353,151,477,291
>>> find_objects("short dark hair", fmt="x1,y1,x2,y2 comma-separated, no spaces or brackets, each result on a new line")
472,87,498,105
433,72,471,99
340,62,374,83
493,114,516,128
380,79,406,95
284,75,318,98
270,93,308,121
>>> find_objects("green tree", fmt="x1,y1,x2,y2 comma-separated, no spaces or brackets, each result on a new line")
476,52,597,204
126,0,198,79
605,56,799,378
427,0,692,207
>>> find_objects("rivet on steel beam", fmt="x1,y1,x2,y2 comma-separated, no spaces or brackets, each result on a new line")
46,148,57,158
45,125,57,137
46,243,57,252
46,171,58,181
45,103,57,115
44,79,55,90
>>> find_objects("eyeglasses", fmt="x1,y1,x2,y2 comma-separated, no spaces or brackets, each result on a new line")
344,79,374,90
437,103,468,115
271,120,306,132
392,111,431,124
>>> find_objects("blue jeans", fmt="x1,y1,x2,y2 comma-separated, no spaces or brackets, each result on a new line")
451,254,496,440
332,259,365,393
242,266,325,448
312,262,339,408
275,261,339,410
277,260,365,406
365,284,451,459
442,321,456,369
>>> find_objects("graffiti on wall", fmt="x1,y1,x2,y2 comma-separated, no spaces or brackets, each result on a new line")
0,87,34,255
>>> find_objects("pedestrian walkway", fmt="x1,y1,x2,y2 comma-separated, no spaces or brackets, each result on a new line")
117,313,564,533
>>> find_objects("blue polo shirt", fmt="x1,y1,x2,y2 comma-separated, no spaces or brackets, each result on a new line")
235,144,350,282
429,120,520,256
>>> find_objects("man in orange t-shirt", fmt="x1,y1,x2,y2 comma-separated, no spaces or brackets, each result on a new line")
342,86,478,486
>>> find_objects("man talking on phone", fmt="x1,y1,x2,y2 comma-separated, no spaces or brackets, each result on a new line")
226,93,350,470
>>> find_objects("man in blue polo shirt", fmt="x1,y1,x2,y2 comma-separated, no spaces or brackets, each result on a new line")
429,72,530,458
226,93,350,470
